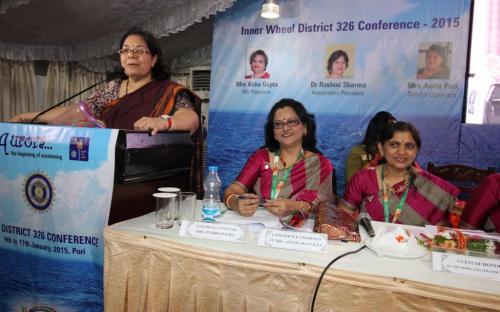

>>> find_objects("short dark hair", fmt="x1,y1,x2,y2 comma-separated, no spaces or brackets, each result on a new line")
264,98,319,153
327,50,349,74
363,111,396,156
119,27,170,80
379,121,422,151
249,50,268,70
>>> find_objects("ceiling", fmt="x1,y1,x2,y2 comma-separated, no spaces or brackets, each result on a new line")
158,16,213,62
0,0,222,67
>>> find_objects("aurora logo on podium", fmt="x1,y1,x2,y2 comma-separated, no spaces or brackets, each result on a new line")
23,171,55,212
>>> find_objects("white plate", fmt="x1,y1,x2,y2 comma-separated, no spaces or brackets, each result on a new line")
366,236,429,259
366,238,428,259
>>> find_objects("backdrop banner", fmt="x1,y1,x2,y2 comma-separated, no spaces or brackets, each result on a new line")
208,0,471,195
0,123,118,311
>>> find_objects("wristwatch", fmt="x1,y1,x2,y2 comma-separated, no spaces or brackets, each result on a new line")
159,115,173,130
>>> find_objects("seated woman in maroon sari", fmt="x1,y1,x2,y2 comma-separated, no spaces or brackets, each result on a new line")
460,173,500,232
9,27,199,134
340,121,459,226
223,99,335,217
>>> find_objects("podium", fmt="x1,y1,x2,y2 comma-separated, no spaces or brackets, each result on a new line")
109,130,194,225
0,123,202,310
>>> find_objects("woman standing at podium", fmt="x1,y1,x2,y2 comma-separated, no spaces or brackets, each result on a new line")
9,27,199,135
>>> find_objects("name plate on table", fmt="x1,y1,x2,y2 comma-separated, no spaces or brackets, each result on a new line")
179,221,246,243
432,251,500,281
257,229,328,253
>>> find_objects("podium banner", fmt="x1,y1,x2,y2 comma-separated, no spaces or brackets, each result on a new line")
0,123,118,311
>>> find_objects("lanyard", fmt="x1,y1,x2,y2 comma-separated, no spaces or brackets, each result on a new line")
270,149,303,200
381,165,410,223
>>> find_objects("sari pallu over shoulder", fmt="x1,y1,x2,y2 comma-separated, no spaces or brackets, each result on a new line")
234,148,335,211
101,80,190,130
460,173,500,233
343,167,459,226
404,169,459,225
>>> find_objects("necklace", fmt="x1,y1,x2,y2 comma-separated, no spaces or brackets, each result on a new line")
270,149,304,200
381,165,411,223
125,77,153,95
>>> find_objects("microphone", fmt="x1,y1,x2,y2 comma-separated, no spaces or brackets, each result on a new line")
30,67,126,124
358,212,375,237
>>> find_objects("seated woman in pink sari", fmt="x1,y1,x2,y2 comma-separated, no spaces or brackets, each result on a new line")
224,98,335,217
460,173,500,233
9,27,199,135
340,121,459,226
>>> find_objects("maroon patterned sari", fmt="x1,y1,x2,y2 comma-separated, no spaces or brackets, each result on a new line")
460,173,500,232
233,148,335,211
342,166,459,226
84,79,195,130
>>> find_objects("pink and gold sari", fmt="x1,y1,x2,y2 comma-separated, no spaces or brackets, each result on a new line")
233,148,335,212
460,173,500,232
342,166,459,226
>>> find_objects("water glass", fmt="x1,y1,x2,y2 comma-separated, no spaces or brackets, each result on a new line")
179,192,197,224
153,192,177,229
158,187,181,220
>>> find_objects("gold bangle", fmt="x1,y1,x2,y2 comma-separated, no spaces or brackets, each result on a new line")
299,201,310,213
225,193,238,210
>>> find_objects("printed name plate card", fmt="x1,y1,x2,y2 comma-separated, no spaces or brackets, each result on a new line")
432,251,500,281
179,221,246,243
257,229,328,253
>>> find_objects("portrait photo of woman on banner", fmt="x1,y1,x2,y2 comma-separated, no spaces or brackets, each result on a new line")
416,42,452,79
325,45,355,79
245,49,271,79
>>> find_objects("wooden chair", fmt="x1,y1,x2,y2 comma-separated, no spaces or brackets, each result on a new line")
190,97,206,199
427,162,496,199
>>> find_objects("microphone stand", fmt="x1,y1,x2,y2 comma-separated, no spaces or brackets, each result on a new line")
30,78,107,124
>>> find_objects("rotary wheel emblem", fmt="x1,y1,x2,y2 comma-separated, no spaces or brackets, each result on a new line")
23,171,55,212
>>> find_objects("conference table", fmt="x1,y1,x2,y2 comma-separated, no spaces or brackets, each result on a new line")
103,205,500,312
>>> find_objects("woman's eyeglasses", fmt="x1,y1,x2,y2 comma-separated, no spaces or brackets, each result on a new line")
273,119,302,129
118,48,151,56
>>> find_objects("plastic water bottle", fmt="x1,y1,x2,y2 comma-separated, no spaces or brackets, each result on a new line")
202,165,221,222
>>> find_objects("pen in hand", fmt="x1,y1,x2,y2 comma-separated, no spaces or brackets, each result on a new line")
238,195,265,207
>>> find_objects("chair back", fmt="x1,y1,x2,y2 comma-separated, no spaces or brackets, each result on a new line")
427,162,496,199
331,167,338,205
190,96,206,199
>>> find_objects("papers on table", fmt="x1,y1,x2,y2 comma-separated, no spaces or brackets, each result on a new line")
179,207,319,251
219,207,315,232
220,208,281,228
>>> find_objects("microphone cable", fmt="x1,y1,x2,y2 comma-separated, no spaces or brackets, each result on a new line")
310,244,367,312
